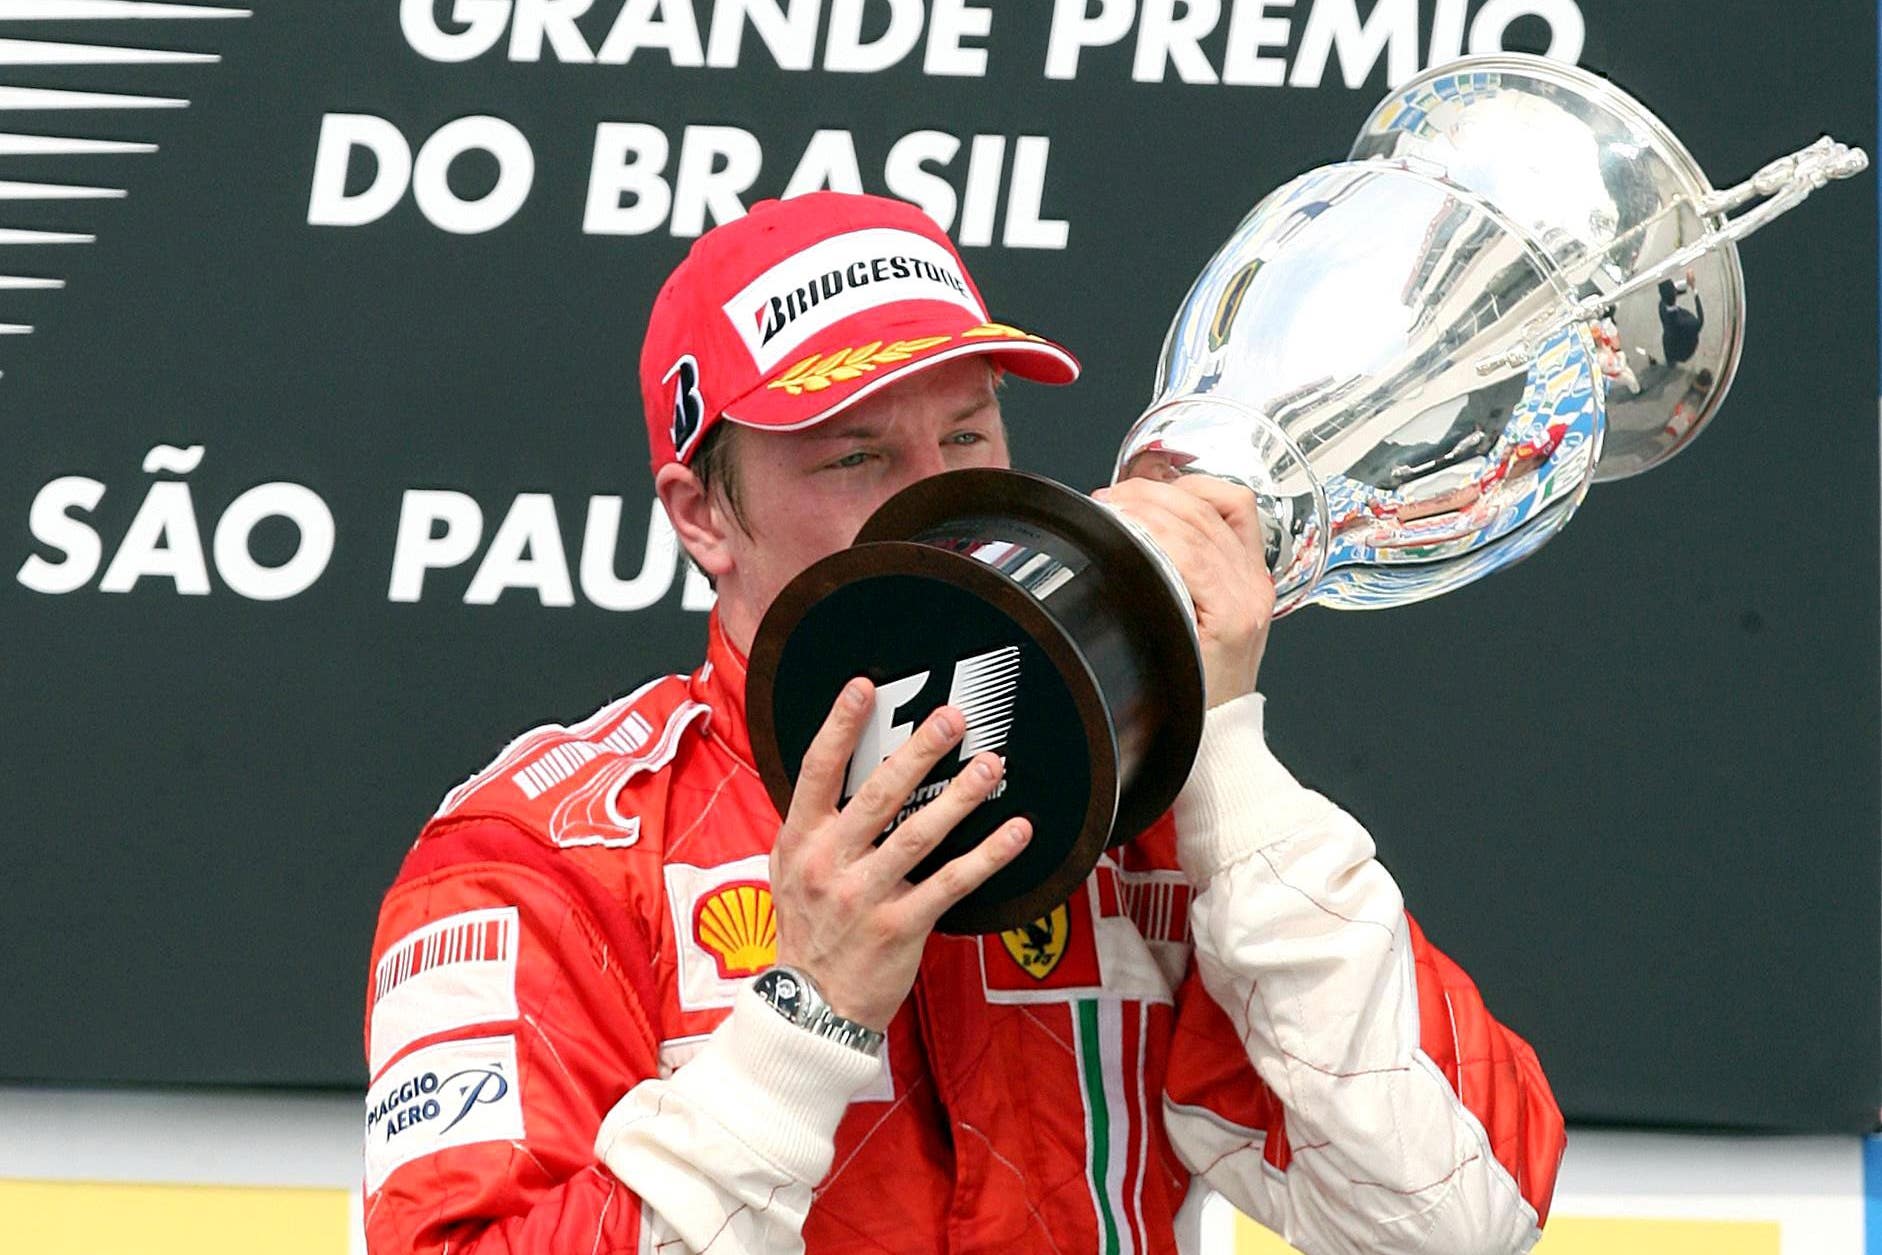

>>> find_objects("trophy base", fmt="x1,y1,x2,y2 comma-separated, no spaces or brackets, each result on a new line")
748,470,1204,935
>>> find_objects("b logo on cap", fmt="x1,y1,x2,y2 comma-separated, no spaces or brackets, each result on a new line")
665,355,705,459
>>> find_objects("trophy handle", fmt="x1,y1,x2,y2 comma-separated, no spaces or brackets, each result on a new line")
1475,135,1869,377
1693,135,1871,218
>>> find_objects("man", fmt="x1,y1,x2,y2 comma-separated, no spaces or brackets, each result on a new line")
1655,272,1705,367
362,191,1564,1255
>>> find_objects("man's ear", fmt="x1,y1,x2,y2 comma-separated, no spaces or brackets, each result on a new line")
654,462,736,580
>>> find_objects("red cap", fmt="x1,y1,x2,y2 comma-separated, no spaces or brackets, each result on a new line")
639,191,1080,471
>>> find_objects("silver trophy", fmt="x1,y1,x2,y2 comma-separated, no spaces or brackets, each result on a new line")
1118,53,1867,614
751,53,1867,932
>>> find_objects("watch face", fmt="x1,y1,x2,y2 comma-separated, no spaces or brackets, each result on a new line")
761,969,806,1020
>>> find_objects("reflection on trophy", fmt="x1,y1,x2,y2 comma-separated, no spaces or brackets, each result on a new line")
1121,52,1867,614
748,54,1867,933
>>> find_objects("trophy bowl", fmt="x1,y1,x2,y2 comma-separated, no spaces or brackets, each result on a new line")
1125,52,1865,614
1350,53,1746,481
1122,156,1606,616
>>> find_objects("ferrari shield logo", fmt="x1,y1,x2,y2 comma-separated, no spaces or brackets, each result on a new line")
1000,903,1070,981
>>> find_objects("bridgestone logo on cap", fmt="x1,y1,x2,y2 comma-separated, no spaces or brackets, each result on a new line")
723,227,986,372
757,257,963,346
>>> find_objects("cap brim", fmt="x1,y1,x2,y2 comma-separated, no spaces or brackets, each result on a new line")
721,323,1080,434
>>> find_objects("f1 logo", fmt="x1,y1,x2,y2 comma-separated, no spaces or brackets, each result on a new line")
843,645,1021,800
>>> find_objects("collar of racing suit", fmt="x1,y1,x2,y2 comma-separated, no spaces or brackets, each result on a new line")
691,610,756,771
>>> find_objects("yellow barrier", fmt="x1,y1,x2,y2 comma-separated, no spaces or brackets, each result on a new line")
1235,1211,1782,1255
0,1179,351,1255
0,1177,1795,1255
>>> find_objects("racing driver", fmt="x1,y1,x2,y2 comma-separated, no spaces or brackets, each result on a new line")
362,191,1565,1255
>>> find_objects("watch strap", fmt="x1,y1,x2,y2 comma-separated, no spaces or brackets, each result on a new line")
756,966,885,1057
798,1001,886,1056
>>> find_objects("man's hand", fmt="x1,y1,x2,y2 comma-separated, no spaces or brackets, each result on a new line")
1095,476,1275,707
771,679,1033,1031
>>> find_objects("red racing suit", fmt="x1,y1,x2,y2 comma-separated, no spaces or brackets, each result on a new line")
362,615,1564,1255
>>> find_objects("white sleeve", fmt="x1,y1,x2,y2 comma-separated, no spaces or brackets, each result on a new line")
1161,693,1542,1255
594,985,883,1255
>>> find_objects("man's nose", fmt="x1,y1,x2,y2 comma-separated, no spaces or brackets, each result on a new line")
892,442,952,490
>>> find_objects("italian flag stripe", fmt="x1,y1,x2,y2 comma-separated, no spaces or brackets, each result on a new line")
1125,1004,1149,1255
1077,999,1127,1255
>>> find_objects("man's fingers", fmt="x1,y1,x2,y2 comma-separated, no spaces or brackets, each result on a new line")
1103,480,1239,567
867,751,1005,886
1105,475,1260,564
902,818,1034,923
786,677,875,830
1103,479,1270,614
1109,493,1239,599
1172,478,1278,619
1169,476,1264,557
839,704,965,848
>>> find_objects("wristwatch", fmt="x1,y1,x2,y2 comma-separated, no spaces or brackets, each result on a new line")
751,966,885,1058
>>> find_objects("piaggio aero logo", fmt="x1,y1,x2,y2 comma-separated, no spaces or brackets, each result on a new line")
844,644,1021,801
366,1061,512,1144
0,1,252,374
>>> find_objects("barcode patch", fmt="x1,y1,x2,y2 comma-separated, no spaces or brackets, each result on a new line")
369,907,520,1077
376,909,517,1001
1119,875,1191,945
512,711,656,799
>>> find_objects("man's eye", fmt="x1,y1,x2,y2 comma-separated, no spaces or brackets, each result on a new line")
946,430,985,446
828,450,873,469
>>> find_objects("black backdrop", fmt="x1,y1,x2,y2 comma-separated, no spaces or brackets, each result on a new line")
1,0,1875,1133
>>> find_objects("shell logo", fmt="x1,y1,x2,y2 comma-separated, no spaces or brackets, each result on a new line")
692,881,778,979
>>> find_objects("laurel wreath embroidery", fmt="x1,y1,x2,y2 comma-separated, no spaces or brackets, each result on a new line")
767,336,954,396
962,321,1043,341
